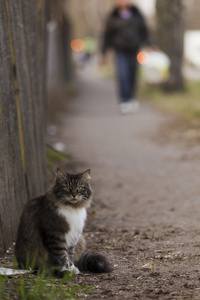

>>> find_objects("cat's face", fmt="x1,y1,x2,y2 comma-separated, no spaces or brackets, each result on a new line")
53,168,93,208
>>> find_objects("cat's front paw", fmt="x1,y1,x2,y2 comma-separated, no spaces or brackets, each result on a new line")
59,264,80,276
68,265,80,275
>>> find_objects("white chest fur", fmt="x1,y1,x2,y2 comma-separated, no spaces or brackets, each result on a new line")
57,206,87,248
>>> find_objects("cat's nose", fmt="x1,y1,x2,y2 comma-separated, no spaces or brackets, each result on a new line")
72,190,77,197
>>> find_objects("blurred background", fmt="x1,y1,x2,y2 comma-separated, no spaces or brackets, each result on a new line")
46,0,200,124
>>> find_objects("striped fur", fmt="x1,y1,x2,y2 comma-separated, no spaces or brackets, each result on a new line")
15,169,112,275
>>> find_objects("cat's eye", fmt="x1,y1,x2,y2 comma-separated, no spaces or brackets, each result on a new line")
77,186,83,191
65,186,71,192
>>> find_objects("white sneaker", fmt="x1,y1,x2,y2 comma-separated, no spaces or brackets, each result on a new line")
131,100,140,113
120,101,140,114
120,102,130,114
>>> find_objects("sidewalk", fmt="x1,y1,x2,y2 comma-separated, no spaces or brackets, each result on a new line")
58,72,200,299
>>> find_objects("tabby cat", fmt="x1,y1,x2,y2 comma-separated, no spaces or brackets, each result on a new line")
15,168,111,275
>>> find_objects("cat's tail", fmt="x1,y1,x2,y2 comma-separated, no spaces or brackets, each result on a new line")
77,250,112,273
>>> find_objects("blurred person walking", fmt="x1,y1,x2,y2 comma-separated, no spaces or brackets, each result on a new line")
101,0,154,114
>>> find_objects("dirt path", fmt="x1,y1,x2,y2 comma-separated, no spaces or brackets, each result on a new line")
57,72,200,299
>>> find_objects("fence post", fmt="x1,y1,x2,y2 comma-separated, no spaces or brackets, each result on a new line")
0,0,47,255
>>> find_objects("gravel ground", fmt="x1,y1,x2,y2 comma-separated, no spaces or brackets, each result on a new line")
2,72,200,300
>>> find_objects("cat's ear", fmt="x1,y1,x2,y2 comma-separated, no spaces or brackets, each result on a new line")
55,167,66,179
80,169,91,182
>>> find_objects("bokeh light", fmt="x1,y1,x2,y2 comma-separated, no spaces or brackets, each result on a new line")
83,37,98,54
137,51,150,65
71,39,85,52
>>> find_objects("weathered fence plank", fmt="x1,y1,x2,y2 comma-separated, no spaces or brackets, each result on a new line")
0,0,47,255
0,0,24,246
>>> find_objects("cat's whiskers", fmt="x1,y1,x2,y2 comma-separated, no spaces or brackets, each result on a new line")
90,200,102,212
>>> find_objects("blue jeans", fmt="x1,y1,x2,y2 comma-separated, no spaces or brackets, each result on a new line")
115,52,138,103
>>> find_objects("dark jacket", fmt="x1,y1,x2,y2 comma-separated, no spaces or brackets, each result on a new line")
101,5,152,54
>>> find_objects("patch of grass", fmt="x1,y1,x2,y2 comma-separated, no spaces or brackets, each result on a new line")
139,81,200,123
0,275,6,299
0,269,93,300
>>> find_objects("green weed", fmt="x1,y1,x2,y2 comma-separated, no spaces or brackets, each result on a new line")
0,275,6,299
0,270,93,300
46,146,70,171
0,260,93,300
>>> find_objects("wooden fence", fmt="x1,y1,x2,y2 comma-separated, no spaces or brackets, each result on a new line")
0,0,47,255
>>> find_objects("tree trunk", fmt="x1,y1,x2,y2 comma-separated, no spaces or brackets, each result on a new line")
156,0,185,91
0,0,47,255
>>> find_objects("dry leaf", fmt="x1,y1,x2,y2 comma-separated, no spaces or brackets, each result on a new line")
141,263,155,270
